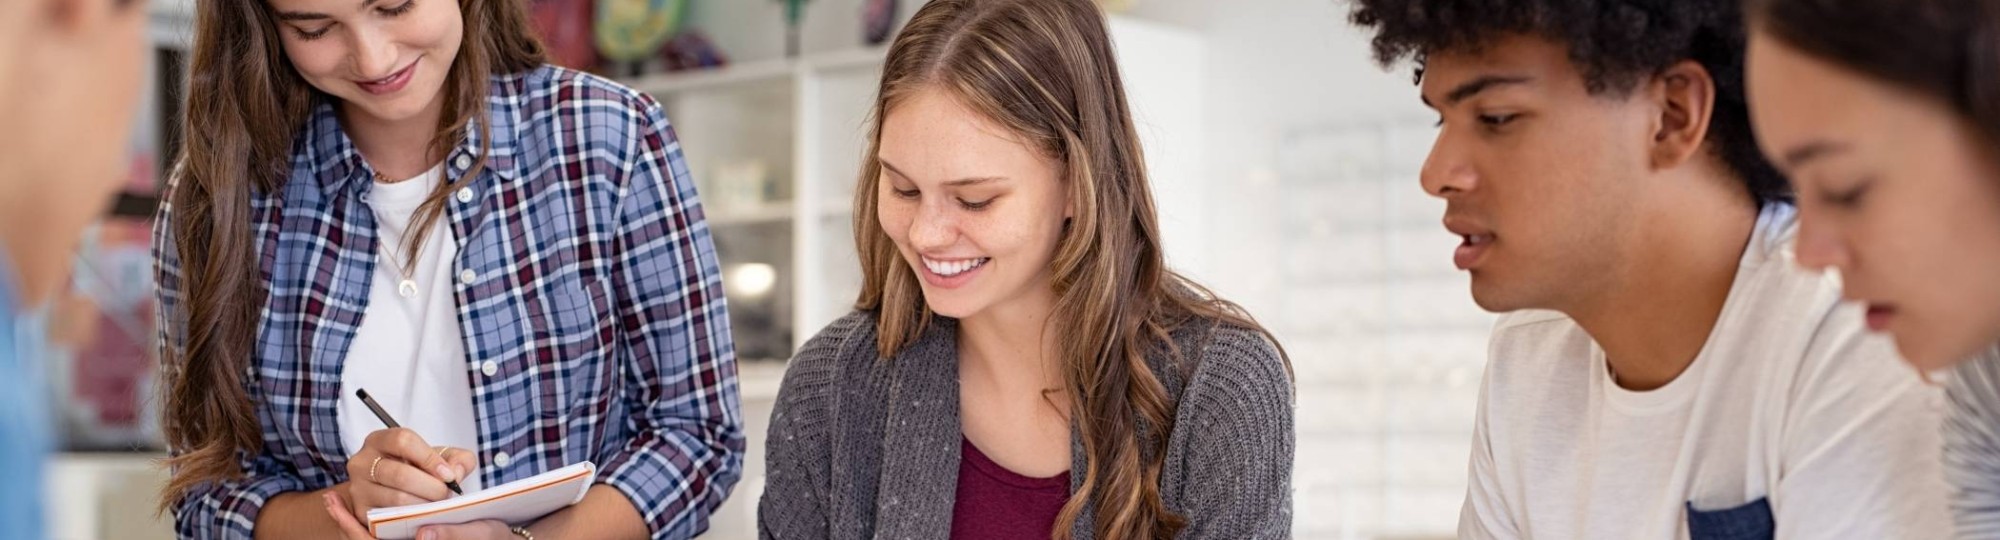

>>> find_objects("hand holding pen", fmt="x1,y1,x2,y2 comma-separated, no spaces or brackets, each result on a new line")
330,388,478,531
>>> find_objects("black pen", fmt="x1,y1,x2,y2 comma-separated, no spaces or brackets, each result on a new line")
354,388,464,495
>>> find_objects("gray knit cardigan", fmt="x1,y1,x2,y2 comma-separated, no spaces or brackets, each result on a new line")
756,310,1295,539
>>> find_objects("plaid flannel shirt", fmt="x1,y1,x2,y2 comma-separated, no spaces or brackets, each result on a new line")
154,64,743,539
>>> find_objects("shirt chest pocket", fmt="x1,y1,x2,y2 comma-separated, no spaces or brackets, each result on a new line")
526,279,619,417
547,280,606,334
1686,497,1774,540
526,278,615,356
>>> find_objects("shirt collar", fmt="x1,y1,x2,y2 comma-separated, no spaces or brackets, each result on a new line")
301,72,527,198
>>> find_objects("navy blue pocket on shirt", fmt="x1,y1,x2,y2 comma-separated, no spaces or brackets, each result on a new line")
1686,497,1775,540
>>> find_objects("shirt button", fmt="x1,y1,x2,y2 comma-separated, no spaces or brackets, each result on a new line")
493,451,511,468
459,269,477,284
480,360,498,377
455,187,474,204
454,154,472,170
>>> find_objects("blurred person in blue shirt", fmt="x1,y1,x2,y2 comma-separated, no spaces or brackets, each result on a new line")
0,0,152,535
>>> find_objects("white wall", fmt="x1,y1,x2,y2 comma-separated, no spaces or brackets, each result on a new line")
1125,2,1489,539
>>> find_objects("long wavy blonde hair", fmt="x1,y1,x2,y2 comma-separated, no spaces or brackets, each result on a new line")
853,0,1289,537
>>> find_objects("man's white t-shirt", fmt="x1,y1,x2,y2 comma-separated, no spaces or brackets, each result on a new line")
336,165,484,492
1460,203,1950,539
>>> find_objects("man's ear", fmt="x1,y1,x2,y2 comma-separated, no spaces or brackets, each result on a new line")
1647,60,1718,171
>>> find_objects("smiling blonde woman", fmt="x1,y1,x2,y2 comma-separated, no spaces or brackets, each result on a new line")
756,1,1294,539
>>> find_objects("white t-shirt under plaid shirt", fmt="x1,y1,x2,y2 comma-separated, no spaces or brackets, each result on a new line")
337,163,484,493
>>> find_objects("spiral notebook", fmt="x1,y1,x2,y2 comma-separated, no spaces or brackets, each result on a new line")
367,461,597,539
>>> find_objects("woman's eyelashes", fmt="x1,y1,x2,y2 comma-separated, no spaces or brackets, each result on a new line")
380,0,417,16
294,25,333,40
1820,177,1874,209
886,185,997,210
289,1,417,41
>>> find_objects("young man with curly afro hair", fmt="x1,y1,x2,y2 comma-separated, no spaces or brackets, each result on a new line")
1346,1,1953,538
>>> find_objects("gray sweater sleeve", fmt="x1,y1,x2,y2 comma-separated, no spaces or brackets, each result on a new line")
757,313,868,540
1167,326,1296,539
1945,348,2000,539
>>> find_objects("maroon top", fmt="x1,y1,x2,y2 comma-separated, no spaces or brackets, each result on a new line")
950,437,1073,539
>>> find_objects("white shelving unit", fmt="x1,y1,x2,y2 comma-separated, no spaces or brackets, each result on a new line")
49,453,173,539
627,46,884,364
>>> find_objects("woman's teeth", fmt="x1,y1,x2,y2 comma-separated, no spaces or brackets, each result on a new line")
922,257,989,277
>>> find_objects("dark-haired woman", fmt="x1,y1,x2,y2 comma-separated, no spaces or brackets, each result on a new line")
1745,0,2000,536
153,0,742,538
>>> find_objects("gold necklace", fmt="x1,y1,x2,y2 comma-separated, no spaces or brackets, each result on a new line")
379,241,420,299
373,170,421,299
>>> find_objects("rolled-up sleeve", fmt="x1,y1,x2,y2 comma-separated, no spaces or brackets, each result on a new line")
169,451,310,539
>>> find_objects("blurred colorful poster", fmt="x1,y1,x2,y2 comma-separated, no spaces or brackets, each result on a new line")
532,0,599,70
54,218,162,451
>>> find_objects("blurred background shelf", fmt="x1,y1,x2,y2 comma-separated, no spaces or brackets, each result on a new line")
626,46,889,96
706,201,796,227
49,453,173,540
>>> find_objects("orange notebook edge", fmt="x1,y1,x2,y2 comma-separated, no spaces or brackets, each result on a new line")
367,463,596,535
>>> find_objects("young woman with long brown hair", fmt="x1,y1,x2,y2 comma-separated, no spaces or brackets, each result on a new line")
153,0,742,537
756,0,1294,538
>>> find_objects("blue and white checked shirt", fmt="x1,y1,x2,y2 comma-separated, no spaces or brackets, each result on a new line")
155,65,743,539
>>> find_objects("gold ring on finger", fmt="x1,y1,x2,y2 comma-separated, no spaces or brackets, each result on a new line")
369,455,385,484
